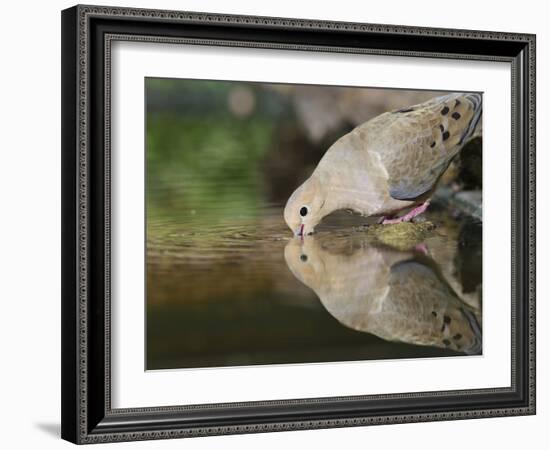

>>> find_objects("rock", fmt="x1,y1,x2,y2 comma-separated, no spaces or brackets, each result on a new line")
432,187,482,221
361,221,436,251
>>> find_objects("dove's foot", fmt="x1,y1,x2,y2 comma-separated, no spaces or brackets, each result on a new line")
413,242,429,255
382,201,430,225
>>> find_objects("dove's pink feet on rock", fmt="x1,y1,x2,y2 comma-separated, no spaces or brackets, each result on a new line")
382,201,430,225
414,243,429,255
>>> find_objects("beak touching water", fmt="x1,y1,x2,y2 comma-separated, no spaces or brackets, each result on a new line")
296,224,304,238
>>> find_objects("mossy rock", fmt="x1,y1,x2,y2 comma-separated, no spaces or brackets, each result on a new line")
361,221,436,251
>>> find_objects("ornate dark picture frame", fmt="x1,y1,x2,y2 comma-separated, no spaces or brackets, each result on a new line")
61,4,536,444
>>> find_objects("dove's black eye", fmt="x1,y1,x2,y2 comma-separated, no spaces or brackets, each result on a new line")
300,254,308,262
300,206,308,217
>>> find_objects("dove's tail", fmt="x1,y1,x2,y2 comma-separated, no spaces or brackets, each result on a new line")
458,93,482,145
460,306,482,355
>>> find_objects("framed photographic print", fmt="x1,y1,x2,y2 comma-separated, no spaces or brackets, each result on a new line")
61,4,536,444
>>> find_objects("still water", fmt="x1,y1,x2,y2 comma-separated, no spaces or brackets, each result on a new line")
145,78,482,370
146,201,482,370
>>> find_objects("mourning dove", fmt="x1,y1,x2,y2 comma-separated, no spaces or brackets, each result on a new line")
284,237,481,354
284,93,482,236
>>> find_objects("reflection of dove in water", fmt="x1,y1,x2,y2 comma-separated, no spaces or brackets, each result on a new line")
284,93,482,236
284,237,481,354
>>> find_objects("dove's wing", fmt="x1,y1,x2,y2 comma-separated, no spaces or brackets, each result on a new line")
360,93,482,201
388,260,455,305
384,259,481,353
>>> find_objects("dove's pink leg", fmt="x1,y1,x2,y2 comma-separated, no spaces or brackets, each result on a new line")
414,242,429,255
382,201,430,225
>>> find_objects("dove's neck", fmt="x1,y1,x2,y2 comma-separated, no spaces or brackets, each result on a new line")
316,135,388,217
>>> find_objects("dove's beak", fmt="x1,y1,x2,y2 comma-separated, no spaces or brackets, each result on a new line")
295,224,304,237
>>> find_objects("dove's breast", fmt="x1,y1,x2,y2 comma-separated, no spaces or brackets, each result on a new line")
315,130,416,217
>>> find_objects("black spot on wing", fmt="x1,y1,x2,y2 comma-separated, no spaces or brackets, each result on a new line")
452,112,461,120
395,107,414,113
441,106,450,115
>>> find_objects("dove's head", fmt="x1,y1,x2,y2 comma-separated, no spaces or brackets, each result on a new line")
284,238,326,287
284,176,327,237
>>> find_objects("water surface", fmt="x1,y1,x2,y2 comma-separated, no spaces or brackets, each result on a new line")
147,202,481,370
